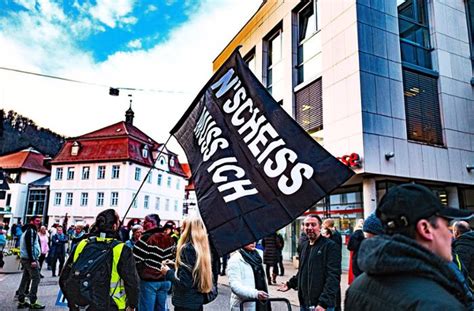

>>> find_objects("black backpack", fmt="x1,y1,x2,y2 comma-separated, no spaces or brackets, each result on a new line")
59,237,120,310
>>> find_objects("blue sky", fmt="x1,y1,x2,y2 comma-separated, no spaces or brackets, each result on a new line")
0,0,204,63
0,0,260,154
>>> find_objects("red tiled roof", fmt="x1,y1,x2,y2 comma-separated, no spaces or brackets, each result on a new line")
181,163,195,190
0,148,50,174
52,121,188,176
52,137,155,166
80,121,158,145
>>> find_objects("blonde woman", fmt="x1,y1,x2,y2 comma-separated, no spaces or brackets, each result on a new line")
161,215,213,311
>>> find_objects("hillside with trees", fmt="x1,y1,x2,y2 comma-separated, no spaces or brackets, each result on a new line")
0,109,65,156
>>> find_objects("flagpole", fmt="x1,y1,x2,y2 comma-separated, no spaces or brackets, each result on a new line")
121,134,173,224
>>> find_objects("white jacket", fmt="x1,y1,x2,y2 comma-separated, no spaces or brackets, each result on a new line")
227,249,264,311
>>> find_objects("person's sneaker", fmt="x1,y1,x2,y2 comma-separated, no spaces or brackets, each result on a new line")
17,301,30,309
28,302,45,309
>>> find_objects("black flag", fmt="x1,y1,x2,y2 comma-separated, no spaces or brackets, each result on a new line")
171,49,354,256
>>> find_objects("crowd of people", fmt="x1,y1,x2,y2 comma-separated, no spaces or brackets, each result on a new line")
4,183,474,310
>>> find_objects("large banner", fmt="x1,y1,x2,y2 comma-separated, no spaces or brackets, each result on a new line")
171,49,354,255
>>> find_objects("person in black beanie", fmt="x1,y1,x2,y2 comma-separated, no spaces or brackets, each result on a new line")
362,213,384,238
228,242,270,311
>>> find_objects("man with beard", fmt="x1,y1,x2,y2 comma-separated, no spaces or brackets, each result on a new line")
278,214,341,311
345,184,473,310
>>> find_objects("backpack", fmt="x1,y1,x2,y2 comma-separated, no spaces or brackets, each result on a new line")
59,237,120,310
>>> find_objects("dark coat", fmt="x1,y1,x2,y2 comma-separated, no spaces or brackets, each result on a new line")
345,234,470,311
60,235,140,310
453,231,474,281
166,243,205,309
50,233,68,258
262,234,278,265
287,237,341,309
347,229,364,277
329,229,342,247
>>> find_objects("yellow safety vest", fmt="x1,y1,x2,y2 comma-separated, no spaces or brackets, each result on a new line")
74,237,127,310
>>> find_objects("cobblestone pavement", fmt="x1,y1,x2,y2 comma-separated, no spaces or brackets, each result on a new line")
0,261,348,310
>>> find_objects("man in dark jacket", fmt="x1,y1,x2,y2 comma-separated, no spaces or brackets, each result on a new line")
345,184,473,311
17,216,45,309
133,214,175,311
279,214,341,311
453,221,474,283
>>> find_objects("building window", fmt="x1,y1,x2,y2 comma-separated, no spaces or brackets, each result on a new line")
55,168,63,180
112,165,120,179
26,190,46,216
67,167,75,180
135,167,141,181
174,200,179,212
71,141,80,156
167,176,172,188
398,0,432,69
132,193,138,208
97,192,104,206
147,172,152,184
155,197,160,210
402,69,443,145
54,192,62,206
144,195,150,209
466,0,474,71
80,192,88,206
297,0,321,83
157,173,162,186
265,26,283,96
82,166,90,180
165,198,170,211
142,145,149,158
97,166,106,179
65,192,73,206
295,78,323,135
244,48,257,76
176,179,181,190
111,192,119,206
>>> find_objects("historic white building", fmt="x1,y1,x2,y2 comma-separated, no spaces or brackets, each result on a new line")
47,108,187,225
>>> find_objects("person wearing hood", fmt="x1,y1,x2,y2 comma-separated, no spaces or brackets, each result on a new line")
452,221,474,283
345,184,473,311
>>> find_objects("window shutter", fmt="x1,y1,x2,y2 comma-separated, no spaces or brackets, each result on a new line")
295,78,323,132
403,69,443,145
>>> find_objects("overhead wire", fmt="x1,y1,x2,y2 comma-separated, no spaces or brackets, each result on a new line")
0,65,189,94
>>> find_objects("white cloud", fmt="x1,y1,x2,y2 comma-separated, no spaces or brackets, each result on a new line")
0,0,262,159
127,39,142,49
89,0,136,28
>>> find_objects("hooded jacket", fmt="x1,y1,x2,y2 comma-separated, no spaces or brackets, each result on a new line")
453,231,474,281
20,224,41,261
345,234,470,311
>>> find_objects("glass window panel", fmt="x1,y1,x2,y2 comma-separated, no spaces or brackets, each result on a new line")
398,0,415,19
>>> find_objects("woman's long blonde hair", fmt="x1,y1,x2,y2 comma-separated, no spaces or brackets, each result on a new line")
175,215,213,293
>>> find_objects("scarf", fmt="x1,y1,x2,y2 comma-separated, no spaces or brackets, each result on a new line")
239,249,270,311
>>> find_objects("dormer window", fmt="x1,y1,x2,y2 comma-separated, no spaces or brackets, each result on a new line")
142,145,149,158
170,157,175,167
71,141,80,156
159,156,166,166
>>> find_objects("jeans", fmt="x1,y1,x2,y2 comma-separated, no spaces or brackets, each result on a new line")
139,280,171,311
300,307,335,311
18,259,41,303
